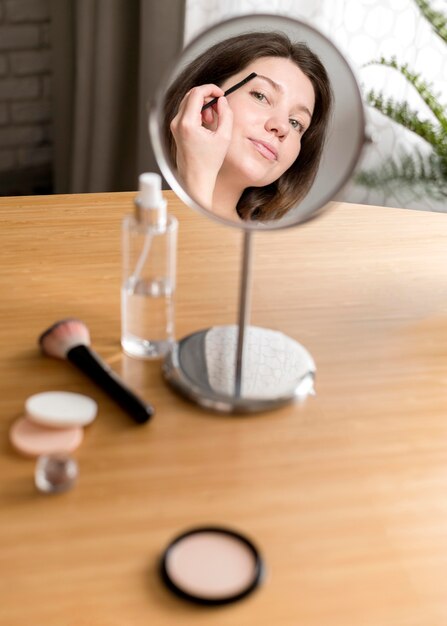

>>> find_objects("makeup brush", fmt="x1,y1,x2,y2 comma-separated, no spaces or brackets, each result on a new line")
39,319,154,424
201,72,257,111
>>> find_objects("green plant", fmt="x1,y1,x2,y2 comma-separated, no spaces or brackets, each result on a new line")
356,0,447,200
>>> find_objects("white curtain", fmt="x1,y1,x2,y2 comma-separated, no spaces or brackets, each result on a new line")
184,0,447,211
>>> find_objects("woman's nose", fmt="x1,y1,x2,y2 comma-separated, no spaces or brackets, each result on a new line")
265,114,289,138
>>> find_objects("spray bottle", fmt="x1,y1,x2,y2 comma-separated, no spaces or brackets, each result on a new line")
121,173,178,358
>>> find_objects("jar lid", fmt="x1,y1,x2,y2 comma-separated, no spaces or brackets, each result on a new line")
160,526,264,606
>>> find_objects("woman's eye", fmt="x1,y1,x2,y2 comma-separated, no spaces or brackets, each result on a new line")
289,118,304,133
250,90,268,103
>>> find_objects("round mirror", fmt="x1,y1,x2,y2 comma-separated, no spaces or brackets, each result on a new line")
149,14,366,413
150,13,366,231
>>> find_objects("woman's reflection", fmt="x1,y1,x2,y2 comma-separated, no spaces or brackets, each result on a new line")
164,32,333,223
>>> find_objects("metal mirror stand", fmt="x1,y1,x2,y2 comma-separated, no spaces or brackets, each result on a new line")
163,230,316,413
235,230,253,398
156,14,367,414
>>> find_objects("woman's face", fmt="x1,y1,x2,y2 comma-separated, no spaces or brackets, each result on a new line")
217,56,315,188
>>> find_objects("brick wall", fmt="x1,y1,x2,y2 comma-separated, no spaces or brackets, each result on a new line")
0,0,53,195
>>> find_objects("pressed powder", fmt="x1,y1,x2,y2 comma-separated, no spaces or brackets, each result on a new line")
160,526,264,605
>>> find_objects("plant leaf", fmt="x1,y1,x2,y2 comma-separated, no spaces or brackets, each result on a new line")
414,0,447,45
364,57,447,130
356,150,447,199
365,89,446,156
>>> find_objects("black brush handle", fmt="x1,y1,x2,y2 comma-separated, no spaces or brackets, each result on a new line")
67,345,154,424
201,72,257,111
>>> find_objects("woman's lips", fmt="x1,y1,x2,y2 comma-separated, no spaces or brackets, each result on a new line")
249,139,278,161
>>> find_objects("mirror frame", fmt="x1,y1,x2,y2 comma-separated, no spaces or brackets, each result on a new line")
149,13,367,231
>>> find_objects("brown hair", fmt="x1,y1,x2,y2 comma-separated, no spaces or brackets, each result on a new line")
164,31,333,221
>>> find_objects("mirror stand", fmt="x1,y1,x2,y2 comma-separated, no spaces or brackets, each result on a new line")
235,230,252,398
163,231,316,413
152,14,367,414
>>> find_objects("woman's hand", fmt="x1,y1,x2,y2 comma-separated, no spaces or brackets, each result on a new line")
170,84,233,209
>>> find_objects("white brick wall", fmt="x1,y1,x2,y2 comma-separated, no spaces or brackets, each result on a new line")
0,0,52,194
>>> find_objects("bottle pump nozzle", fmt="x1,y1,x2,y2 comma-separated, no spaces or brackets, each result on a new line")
136,173,167,227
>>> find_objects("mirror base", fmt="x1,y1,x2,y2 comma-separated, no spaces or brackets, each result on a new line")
163,325,316,414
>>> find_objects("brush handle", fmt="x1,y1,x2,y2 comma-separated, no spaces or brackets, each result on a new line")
67,345,154,424
201,72,257,111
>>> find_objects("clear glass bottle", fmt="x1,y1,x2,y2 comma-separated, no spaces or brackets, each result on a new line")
121,173,178,359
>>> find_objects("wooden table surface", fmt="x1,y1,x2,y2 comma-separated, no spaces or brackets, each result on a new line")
1,191,447,625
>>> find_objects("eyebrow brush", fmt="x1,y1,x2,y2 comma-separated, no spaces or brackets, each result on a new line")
201,72,257,111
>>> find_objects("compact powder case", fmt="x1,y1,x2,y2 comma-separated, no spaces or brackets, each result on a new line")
160,526,264,606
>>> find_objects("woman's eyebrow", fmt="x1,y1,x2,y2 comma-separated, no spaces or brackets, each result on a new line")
255,74,283,92
255,74,313,120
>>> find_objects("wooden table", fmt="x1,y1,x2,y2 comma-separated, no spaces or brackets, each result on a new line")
1,191,447,625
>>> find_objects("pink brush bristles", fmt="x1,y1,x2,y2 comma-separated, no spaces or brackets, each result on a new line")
39,318,91,360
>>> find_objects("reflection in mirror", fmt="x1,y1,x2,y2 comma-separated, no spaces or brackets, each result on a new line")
164,32,333,225
150,15,366,412
151,15,366,231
